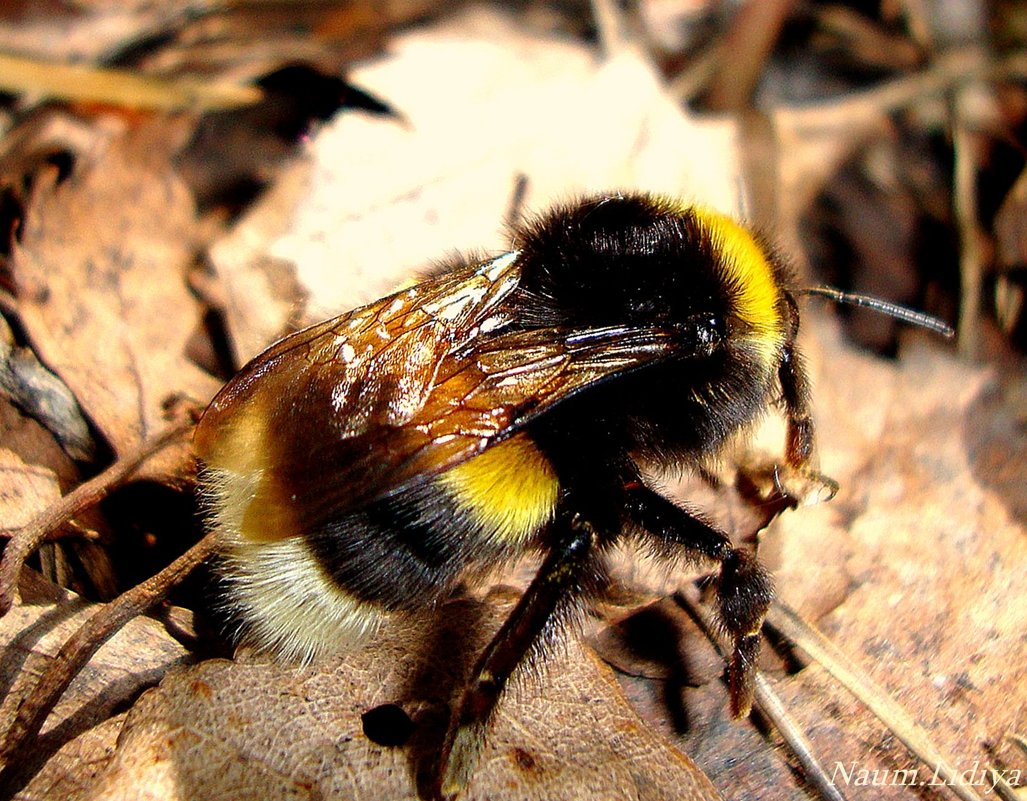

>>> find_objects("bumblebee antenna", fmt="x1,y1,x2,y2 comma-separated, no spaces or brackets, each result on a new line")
802,286,954,338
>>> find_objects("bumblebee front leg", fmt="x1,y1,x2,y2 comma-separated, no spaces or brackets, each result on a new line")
623,485,773,717
435,514,599,800
777,333,839,501
778,336,816,470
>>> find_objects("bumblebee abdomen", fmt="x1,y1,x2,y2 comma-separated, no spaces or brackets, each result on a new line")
438,433,559,547
304,434,558,608
213,434,559,662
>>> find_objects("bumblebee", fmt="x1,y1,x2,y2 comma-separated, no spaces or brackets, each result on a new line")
193,193,948,798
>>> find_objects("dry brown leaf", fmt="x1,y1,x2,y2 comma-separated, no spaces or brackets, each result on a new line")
13,714,127,801
994,165,1027,337
995,165,1027,270
208,6,747,363
0,447,61,533
0,570,191,799
0,393,114,597
87,593,722,801
0,399,79,531
769,328,1026,801
10,116,219,480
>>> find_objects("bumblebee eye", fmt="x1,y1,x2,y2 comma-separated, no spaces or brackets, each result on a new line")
688,313,725,353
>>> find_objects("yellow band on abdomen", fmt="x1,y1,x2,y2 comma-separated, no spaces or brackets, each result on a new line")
439,433,559,546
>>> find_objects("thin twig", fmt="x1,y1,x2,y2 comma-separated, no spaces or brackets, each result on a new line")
666,41,723,103
706,0,797,112
953,84,988,358
0,529,220,769
767,602,987,801
753,672,849,801
0,522,101,543
989,771,1022,801
895,0,935,50
0,420,194,616
589,0,633,59
775,47,985,130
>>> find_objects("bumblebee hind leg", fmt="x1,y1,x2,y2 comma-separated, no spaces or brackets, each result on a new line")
624,484,773,717
435,514,600,800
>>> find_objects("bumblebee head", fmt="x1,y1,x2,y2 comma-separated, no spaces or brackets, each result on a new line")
514,193,793,370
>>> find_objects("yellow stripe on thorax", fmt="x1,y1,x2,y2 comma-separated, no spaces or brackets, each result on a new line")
692,208,785,366
439,433,559,545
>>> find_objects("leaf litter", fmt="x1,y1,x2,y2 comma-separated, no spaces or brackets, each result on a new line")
85,594,721,801
0,570,190,800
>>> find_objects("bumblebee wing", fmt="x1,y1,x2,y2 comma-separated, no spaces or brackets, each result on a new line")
196,252,682,542
261,322,679,540
194,252,523,541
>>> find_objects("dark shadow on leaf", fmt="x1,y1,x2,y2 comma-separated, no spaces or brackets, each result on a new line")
607,603,697,736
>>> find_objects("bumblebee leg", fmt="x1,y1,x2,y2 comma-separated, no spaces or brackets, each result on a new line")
777,338,840,503
624,485,773,717
435,515,598,800
778,336,816,470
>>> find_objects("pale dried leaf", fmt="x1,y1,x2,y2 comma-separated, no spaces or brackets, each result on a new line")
208,6,745,362
0,449,61,531
0,398,79,530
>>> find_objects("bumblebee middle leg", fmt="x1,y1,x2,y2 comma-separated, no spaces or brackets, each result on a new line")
435,514,600,800
623,484,773,717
